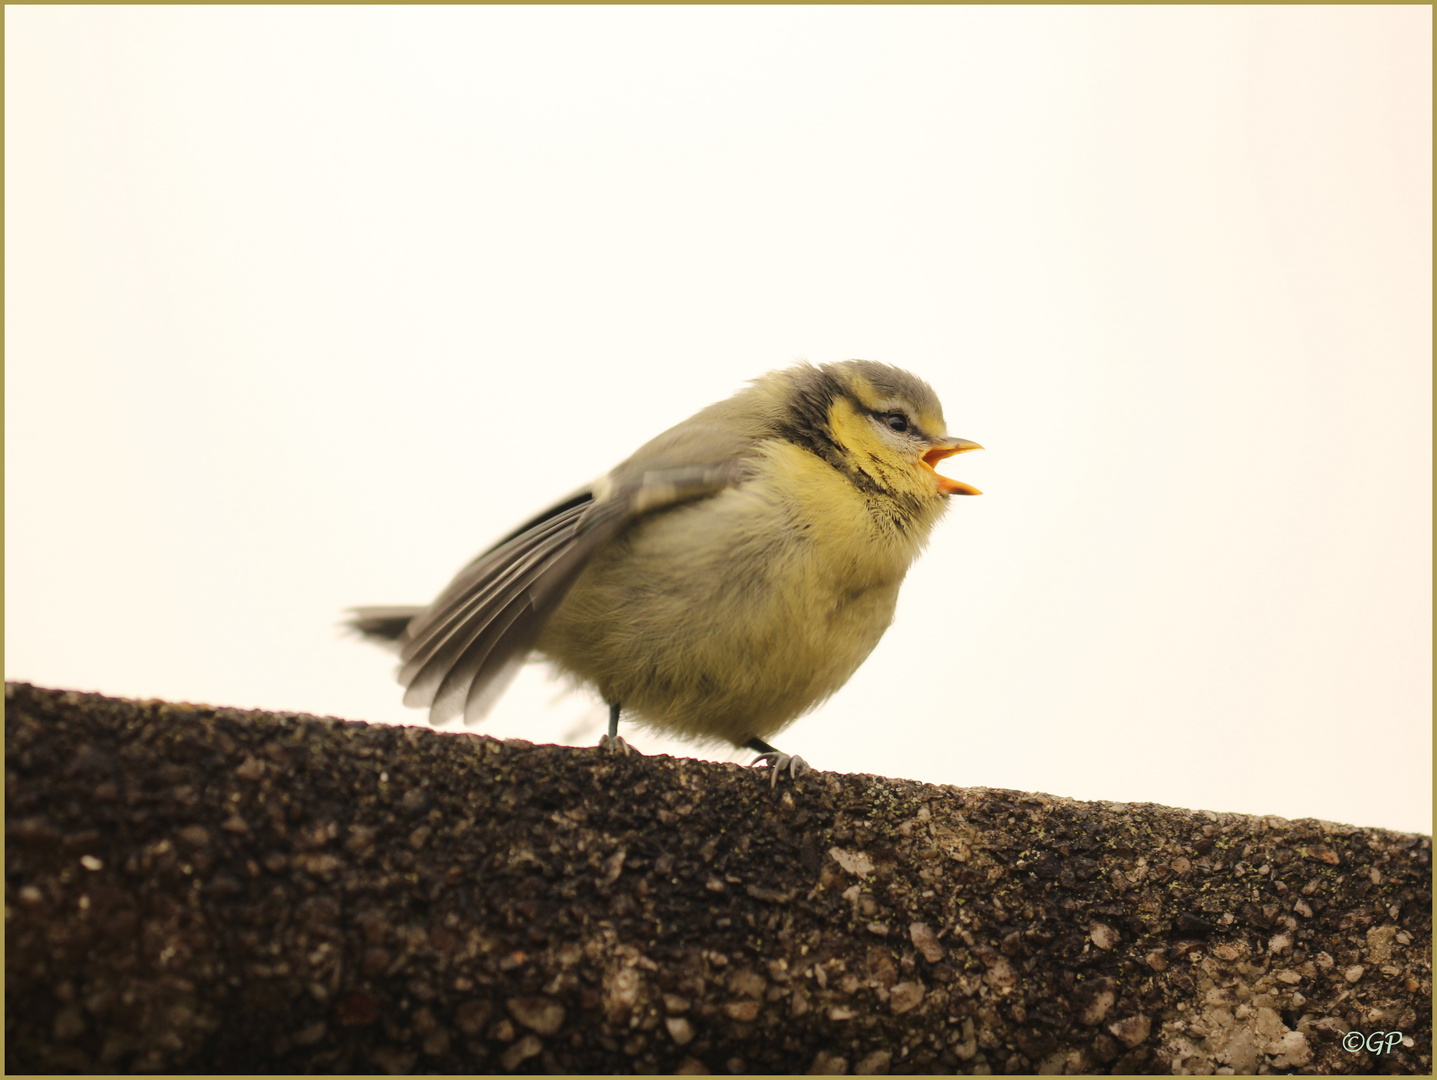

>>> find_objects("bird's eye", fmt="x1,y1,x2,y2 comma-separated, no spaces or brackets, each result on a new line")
882,412,911,433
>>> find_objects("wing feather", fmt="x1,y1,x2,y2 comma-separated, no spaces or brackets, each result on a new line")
396,463,742,727
400,507,585,694
428,593,534,723
401,502,584,655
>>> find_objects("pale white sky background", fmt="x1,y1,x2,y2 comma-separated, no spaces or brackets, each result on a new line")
6,6,1431,833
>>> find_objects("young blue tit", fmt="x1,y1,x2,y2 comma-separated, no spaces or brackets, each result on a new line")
350,360,981,781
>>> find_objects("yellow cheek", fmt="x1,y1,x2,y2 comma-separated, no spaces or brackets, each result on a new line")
826,397,948,503
827,397,886,461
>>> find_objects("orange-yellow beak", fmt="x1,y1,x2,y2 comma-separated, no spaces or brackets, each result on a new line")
921,437,984,496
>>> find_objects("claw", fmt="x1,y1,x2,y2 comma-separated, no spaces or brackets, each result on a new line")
598,733,634,756
750,751,809,787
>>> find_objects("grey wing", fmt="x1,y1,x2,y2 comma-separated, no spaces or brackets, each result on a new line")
397,463,741,727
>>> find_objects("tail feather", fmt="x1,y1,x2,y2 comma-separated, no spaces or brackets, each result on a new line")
346,606,425,646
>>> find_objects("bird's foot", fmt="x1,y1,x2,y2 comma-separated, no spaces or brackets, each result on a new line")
750,751,810,787
598,733,634,756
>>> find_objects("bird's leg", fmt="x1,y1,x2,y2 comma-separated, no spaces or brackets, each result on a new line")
597,701,633,755
743,736,809,787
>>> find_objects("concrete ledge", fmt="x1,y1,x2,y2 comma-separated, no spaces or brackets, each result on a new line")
4,682,1431,1073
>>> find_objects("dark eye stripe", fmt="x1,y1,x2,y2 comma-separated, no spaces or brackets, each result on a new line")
876,411,911,434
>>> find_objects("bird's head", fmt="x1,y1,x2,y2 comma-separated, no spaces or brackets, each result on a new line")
769,360,983,508
827,360,983,500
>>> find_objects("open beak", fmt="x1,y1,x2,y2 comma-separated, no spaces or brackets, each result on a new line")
920,437,983,496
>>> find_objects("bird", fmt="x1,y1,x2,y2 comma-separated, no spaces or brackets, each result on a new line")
348,359,981,782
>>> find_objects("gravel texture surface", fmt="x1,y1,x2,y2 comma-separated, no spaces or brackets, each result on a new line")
5,682,1431,1073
